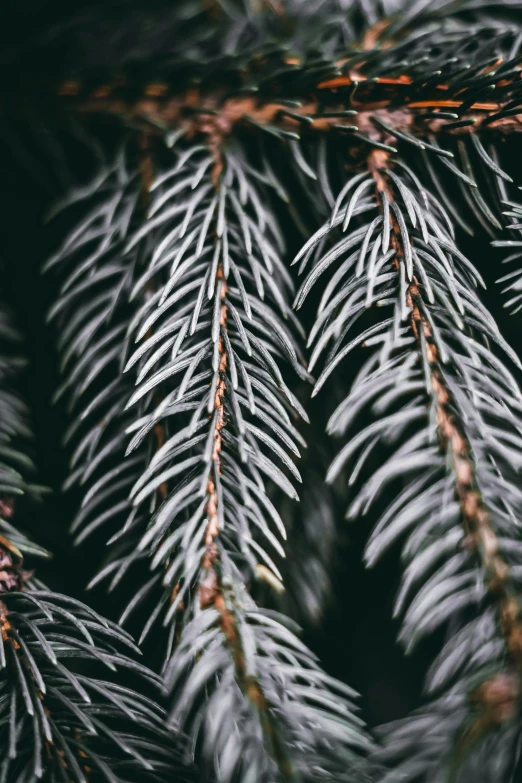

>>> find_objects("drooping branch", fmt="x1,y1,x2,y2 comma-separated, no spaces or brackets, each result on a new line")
368,149,522,725
48,123,373,781
184,158,295,780
0,292,192,782
296,138,522,777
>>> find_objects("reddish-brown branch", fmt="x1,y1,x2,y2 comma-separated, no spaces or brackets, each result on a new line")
0,494,28,650
181,163,292,774
200,264,228,585
368,149,522,724
47,72,522,145
192,268,293,777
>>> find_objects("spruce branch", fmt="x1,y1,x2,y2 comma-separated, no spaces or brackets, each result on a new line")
10,6,522,156
296,147,522,778
0,294,192,782
47,130,373,781
131,136,369,781
367,148,522,668
24,6,522,246
40,61,522,146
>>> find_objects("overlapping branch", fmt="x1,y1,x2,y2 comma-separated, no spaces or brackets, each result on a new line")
12,18,522,162
296,146,522,778
48,128,372,781
0,295,191,782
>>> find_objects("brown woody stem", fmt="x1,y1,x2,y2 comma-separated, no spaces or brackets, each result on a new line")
48,73,522,143
368,149,522,720
186,152,294,778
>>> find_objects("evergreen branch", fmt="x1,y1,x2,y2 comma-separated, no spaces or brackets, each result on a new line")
29,17,522,241
0,590,189,783
43,67,522,143
47,131,372,781
123,134,370,781
118,136,305,606
0,294,192,782
18,1,522,779
296,151,522,777
10,12,522,151
47,136,340,632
